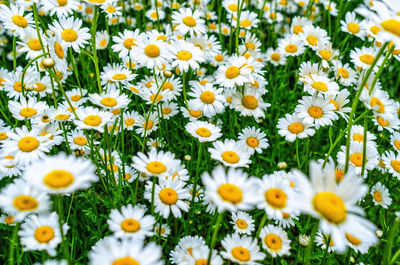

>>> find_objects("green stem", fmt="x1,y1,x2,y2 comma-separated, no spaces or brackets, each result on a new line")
369,45,395,96
182,71,188,109
21,53,48,97
234,0,245,55
57,196,71,265
256,213,268,237
12,36,16,71
206,212,224,265
295,138,301,169
360,116,368,176
304,220,319,264
91,6,102,93
8,222,20,265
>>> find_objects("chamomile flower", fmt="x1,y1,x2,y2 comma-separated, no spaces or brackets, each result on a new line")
216,55,252,88
231,88,270,120
259,225,291,257
46,34,68,72
370,182,392,208
8,96,48,121
237,11,259,30
221,233,266,264
350,47,383,72
19,212,69,256
290,16,312,35
133,36,169,69
188,82,225,118
107,204,156,239
111,29,141,58
0,4,34,37
169,39,205,72
18,28,46,60
201,165,258,212
295,95,338,129
208,139,251,168
100,63,136,89
238,126,269,154
303,74,339,95
390,131,400,152
350,125,377,146
43,0,79,17
337,142,379,176
24,153,98,195
341,12,366,39
49,17,91,52
382,150,400,179
266,48,287,66
170,236,206,264
100,1,122,18
185,120,222,142
0,179,51,222
89,88,130,110
132,147,181,178
277,113,315,142
95,30,110,50
144,178,190,219
172,8,206,36
67,129,94,152
332,61,357,86
278,34,306,57
134,113,159,136
74,106,113,133
301,25,331,49
231,211,255,235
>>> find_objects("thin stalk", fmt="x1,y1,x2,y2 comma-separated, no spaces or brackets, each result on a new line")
91,6,102,93
206,212,225,265
12,36,16,71
256,213,268,237
21,53,48,97
8,222,20,265
57,196,71,265
182,71,189,109
369,45,395,96
360,116,368,176
234,0,245,55
295,138,301,169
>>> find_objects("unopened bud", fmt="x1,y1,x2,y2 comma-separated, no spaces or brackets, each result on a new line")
184,155,191,161
163,70,172,78
45,30,55,38
42,57,55,68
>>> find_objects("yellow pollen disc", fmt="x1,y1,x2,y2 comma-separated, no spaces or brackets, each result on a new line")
55,114,69,121
199,80,208,85
394,140,400,151
271,52,281,61
177,50,192,61
282,212,290,218
245,42,255,50
150,93,163,102
313,192,346,224
71,95,81,101
34,226,55,243
377,116,389,127
106,5,115,13
5,216,14,225
379,159,386,169
162,82,173,91
319,50,332,60
144,120,154,130
328,99,339,111
347,22,360,34
195,259,208,265
337,68,349,79
121,218,141,233
200,91,215,104
125,118,135,126
61,29,78,42
241,95,258,110
360,54,374,65
112,73,127,80
99,39,107,47
265,234,283,251
373,191,382,202
312,81,328,92
293,25,303,34
335,169,344,183
112,257,140,265
18,136,39,152
145,81,154,88
231,246,250,262
123,38,136,49
20,108,37,118
217,183,242,204
162,107,171,114
43,170,74,189
306,35,318,46
183,16,196,27
28,39,41,51
83,115,102,126
196,127,211,137
240,19,251,28
228,3,238,12
12,15,28,28
345,233,361,245
146,161,166,174
190,109,202,117
14,81,25,92
144,44,160,58
352,133,364,142
391,160,400,172
370,97,385,113
13,195,38,211
54,42,65,59
159,187,178,205
381,19,400,37
246,137,259,148
285,44,298,53
34,82,46,92
73,136,87,146
288,122,304,134
57,0,68,6
308,106,323,118
0,77,5,86
215,54,224,61
225,66,240,79
265,188,287,209
221,151,240,164
350,152,364,167
0,132,8,140
236,219,248,229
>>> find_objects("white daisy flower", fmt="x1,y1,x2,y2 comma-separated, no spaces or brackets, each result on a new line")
259,224,291,257
370,182,392,209
277,113,315,142
221,233,266,264
231,211,255,235
208,139,251,168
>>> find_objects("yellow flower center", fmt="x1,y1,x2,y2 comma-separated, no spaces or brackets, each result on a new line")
381,19,400,38
246,137,258,148
347,22,360,34
54,42,65,59
313,192,346,224
288,122,304,134
177,50,192,61
57,0,68,6
106,5,116,13
125,118,135,126
345,233,361,245
319,50,332,60
34,82,46,92
228,3,238,11
13,195,38,211
312,81,328,92
61,29,78,42
308,106,323,118
0,132,8,140
195,259,208,265
240,19,251,28
352,133,364,142
241,95,258,110
350,152,364,167
217,183,242,204
391,160,400,172
112,73,127,80
377,116,389,127
73,136,87,146
13,81,25,92
265,188,288,209
271,52,281,61
162,107,171,114
360,54,374,65
335,169,344,183
225,66,240,79
71,95,81,101
150,93,163,102
306,35,318,46
200,91,215,104
285,44,298,53
20,108,37,118
162,82,173,91
183,16,196,27
370,97,385,113
293,25,303,34
231,246,250,262
190,109,202,117
99,39,107,47
144,120,154,130
43,169,74,189
394,140,400,151
159,187,178,205
144,44,160,58
112,257,140,265
221,151,240,164
121,218,141,233
12,15,28,28
265,234,283,251
28,39,41,51
373,191,382,202
337,68,349,79
196,127,211,137
5,216,14,225
146,161,166,174
123,38,136,49
215,54,224,62
34,226,55,243
328,99,339,111
236,219,248,229
18,136,39,152
83,115,102,126
245,42,255,50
